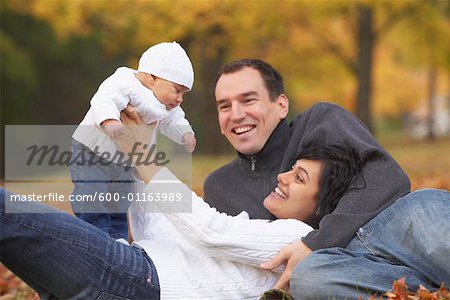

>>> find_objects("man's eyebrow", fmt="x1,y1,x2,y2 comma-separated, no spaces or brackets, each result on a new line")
216,99,228,106
216,91,259,104
241,91,258,98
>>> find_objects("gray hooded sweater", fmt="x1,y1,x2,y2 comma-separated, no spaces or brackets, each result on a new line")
204,102,410,251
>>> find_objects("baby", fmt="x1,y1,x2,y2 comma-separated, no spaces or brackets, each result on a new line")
70,42,195,241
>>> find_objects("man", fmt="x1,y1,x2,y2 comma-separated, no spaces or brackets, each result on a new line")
203,59,449,298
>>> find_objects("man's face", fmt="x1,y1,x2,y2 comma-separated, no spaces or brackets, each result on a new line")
215,67,289,155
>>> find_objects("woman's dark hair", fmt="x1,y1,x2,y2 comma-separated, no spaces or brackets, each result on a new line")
210,58,284,101
296,144,367,225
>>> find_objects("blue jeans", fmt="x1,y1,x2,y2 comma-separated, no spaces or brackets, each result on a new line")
291,189,450,299
70,140,135,240
0,188,160,299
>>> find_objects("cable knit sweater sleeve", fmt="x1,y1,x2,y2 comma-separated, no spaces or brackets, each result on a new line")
143,168,313,268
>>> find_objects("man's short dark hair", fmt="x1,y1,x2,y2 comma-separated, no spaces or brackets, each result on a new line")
210,59,285,102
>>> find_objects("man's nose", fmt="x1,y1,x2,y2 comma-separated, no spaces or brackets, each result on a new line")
230,103,245,120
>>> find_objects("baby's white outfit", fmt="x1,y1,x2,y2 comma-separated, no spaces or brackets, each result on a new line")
72,67,193,164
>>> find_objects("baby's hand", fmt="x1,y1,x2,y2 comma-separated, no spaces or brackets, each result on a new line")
101,119,124,139
182,132,196,153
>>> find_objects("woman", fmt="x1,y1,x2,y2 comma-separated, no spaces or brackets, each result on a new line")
0,116,366,299
127,144,365,299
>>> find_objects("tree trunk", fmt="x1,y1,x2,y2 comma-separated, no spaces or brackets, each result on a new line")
426,61,437,141
183,34,231,154
356,5,375,133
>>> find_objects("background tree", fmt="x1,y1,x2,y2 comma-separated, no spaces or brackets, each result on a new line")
1,0,449,159
387,0,450,140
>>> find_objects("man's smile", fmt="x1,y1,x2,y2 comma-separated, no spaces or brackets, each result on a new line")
232,125,256,135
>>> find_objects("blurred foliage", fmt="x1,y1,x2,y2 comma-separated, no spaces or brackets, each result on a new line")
1,0,449,153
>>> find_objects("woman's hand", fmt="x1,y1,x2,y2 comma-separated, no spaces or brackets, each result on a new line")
115,106,155,152
114,106,159,183
260,240,312,291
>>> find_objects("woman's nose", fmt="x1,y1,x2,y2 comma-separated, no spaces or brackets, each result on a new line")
277,171,289,184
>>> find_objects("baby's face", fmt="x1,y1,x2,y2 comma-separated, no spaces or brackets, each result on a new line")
151,77,189,110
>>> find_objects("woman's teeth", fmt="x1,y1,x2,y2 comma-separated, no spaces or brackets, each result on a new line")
275,187,287,199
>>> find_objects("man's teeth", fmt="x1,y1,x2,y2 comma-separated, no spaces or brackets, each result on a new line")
275,187,287,199
234,126,253,134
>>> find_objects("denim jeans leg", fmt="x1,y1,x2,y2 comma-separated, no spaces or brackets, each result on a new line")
70,141,134,239
106,166,135,240
290,189,450,299
356,189,450,287
0,188,160,299
291,240,434,299
70,141,112,234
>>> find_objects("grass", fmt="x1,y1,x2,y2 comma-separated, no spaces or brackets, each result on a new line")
380,135,450,191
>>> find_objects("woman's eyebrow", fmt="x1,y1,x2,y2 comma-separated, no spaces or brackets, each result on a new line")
296,166,310,182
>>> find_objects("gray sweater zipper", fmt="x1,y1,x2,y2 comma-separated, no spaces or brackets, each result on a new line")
250,156,256,171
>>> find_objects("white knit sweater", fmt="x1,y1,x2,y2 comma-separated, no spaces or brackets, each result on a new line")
130,168,313,299
72,67,193,164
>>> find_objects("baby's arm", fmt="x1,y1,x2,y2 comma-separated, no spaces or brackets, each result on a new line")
91,69,162,138
159,107,196,152
90,70,131,127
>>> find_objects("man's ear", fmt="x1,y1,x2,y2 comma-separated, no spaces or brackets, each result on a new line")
276,94,289,119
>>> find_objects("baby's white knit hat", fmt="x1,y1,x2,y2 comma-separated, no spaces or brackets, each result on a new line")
138,42,194,90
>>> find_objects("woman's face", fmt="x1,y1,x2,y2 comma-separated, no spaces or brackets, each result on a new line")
263,159,323,221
